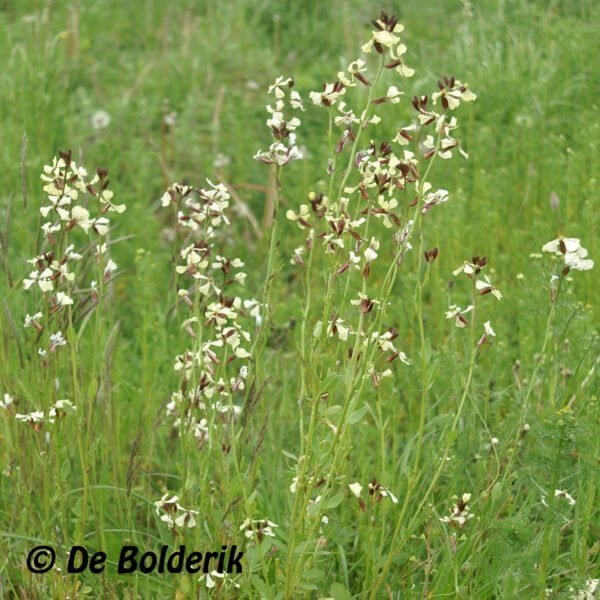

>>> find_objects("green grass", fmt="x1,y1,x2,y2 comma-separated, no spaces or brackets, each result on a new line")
0,0,598,598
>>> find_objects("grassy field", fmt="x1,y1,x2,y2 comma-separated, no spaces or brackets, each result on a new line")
0,0,598,598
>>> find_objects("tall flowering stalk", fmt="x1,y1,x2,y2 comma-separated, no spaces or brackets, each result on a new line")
501,236,594,479
251,77,304,378
14,150,125,540
161,181,256,452
160,180,263,554
21,151,123,415
279,12,478,594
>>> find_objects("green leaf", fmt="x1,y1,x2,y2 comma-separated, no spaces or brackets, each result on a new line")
61,459,71,479
251,575,273,599
348,405,368,424
322,404,342,417
281,449,297,461
491,482,503,504
330,582,353,600
445,429,457,446
87,377,98,401
325,493,344,510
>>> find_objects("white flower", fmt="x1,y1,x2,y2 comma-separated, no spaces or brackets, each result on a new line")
475,275,502,300
388,43,415,77
163,111,177,127
48,399,76,422
483,321,495,337
154,493,185,529
564,252,594,271
367,480,399,504
239,518,278,540
203,572,218,589
542,237,582,254
445,305,473,328
542,236,594,271
570,578,599,600
243,299,262,327
378,486,398,504
0,393,14,409
254,140,302,166
98,189,126,214
453,257,487,278
440,493,474,528
364,238,380,263
422,188,449,214
286,204,311,227
290,246,305,266
432,79,477,110
71,205,92,232
174,508,199,529
554,489,576,506
309,82,346,107
363,247,378,263
327,318,350,342
349,482,363,498
24,312,43,329
40,194,71,220
23,268,54,292
373,85,403,105
361,19,404,54
16,410,45,430
267,76,293,98
92,217,110,236
104,259,118,278
478,321,496,347
198,570,240,590
49,331,67,351
91,109,111,130
41,222,60,236
213,153,230,169
154,493,198,529
55,292,73,308
393,123,417,145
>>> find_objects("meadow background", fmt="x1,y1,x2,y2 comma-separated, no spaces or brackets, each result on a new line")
0,0,598,598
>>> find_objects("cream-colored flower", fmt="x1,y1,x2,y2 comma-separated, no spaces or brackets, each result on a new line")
445,304,473,328
349,482,363,498
476,275,502,300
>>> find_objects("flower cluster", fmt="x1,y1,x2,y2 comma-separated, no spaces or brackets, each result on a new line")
291,11,476,276
199,571,241,591
448,256,501,343
283,12,478,410
254,76,304,166
161,181,257,448
23,152,124,358
554,488,576,506
349,479,398,511
361,12,414,78
239,517,278,542
569,578,598,600
542,237,594,272
154,493,199,530
439,493,474,529
14,399,76,431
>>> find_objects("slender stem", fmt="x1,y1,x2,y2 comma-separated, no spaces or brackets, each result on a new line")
500,274,564,487
369,270,478,598
249,166,281,383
